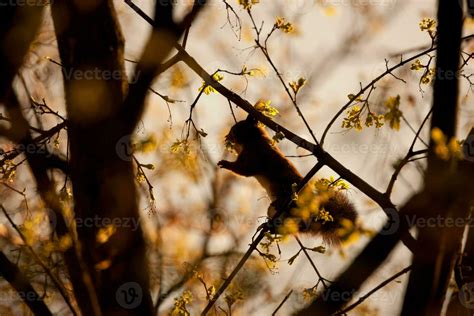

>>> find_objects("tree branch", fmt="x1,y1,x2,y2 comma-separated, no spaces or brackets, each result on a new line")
120,0,207,133
335,266,412,315
3,88,100,316
402,0,465,313
1,205,77,315
0,251,53,316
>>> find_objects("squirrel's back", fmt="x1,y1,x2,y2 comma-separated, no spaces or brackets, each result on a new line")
220,116,357,244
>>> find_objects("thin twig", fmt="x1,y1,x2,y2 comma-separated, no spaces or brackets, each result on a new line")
385,106,433,196
272,289,293,315
1,205,78,316
295,236,329,290
335,266,412,315
320,34,474,146
247,10,319,146
201,162,325,315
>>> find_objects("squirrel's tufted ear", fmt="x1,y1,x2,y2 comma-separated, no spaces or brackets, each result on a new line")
245,114,257,124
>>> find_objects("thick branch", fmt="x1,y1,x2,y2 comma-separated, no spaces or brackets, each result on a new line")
402,0,464,314
1,205,77,315
174,43,418,250
120,0,207,133
0,5,43,100
3,88,101,316
335,266,412,315
0,251,53,316
296,192,423,315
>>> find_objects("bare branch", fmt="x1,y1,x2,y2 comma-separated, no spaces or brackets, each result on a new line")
1,205,77,316
335,266,412,315
0,251,53,316
319,34,474,146
121,0,208,133
272,290,293,316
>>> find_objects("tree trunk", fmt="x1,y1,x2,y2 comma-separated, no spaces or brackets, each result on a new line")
51,1,153,314
401,0,464,314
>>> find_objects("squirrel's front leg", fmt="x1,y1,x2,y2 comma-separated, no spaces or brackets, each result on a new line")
217,159,255,176
217,160,233,170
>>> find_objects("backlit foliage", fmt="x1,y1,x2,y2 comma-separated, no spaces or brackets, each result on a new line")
384,95,402,131
275,17,295,33
254,99,279,118
289,78,307,95
410,59,435,85
238,0,259,10
2,2,470,316
419,17,437,38
168,138,202,181
342,95,403,131
198,72,224,95
171,290,193,315
0,160,16,183
431,127,463,161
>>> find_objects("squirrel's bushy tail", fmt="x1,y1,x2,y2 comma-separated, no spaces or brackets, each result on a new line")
308,191,358,245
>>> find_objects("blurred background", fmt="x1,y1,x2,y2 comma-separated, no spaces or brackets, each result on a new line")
1,0,474,314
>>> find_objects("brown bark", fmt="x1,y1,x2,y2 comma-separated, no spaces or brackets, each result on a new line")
401,0,465,314
0,251,52,316
0,4,93,315
51,0,153,314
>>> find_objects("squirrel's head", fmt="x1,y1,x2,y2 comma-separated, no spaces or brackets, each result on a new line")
225,115,265,147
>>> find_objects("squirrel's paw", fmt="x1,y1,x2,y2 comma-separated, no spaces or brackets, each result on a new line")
217,160,230,169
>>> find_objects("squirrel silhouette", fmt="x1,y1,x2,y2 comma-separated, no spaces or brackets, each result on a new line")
218,115,357,244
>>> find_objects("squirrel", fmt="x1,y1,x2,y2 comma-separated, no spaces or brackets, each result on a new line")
217,115,357,244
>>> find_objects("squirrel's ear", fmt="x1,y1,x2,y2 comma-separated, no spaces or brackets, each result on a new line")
245,114,257,124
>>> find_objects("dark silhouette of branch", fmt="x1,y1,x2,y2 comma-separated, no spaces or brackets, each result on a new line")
335,266,412,315
200,161,325,314
386,106,432,195
0,4,100,314
319,34,474,147
0,251,53,316
0,4,43,101
0,127,69,173
4,88,101,316
174,41,416,250
295,236,329,290
295,192,423,315
402,0,466,313
272,290,293,316
120,0,207,134
1,205,77,315
246,9,319,146
0,122,67,161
